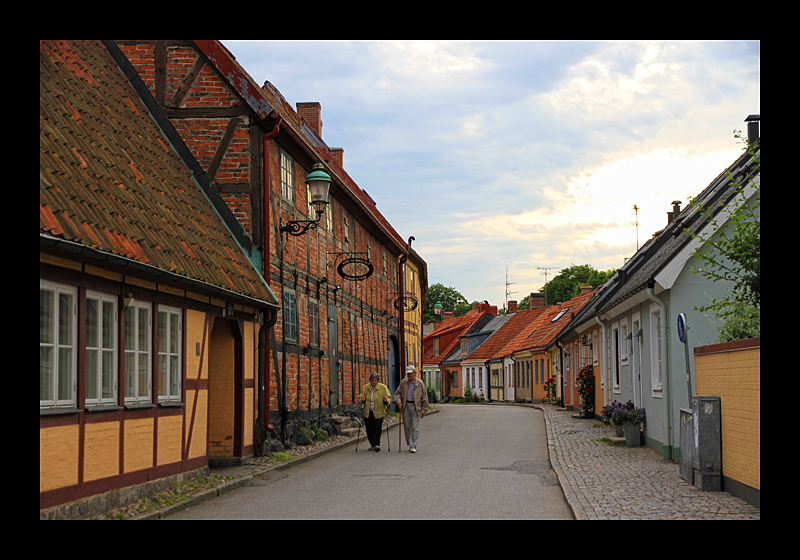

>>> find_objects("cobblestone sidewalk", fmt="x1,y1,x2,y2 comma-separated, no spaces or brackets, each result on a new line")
540,404,760,520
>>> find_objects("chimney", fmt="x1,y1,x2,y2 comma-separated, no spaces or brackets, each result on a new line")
580,285,592,295
529,292,545,308
745,114,760,146
667,200,682,224
330,147,344,168
296,102,322,138
444,311,454,318
508,300,517,314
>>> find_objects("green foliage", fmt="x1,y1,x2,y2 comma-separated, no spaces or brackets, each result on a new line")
688,131,760,339
424,283,469,322
539,264,617,305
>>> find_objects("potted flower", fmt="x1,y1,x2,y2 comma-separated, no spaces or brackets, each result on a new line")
576,365,595,418
605,400,629,437
622,404,646,447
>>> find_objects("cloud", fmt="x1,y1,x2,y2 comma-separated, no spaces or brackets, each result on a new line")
223,40,759,307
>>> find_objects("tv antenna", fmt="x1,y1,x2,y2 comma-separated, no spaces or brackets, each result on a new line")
505,269,517,312
537,267,559,304
632,204,640,251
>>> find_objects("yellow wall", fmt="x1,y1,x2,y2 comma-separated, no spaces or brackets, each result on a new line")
694,343,760,491
40,425,79,493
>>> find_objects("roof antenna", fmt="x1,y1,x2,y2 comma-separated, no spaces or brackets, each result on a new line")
632,204,640,251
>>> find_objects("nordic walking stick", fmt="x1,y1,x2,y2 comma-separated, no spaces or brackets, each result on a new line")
355,415,363,452
386,400,391,452
398,402,402,452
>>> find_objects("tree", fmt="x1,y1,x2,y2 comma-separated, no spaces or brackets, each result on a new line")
689,131,760,341
540,264,617,305
423,283,469,322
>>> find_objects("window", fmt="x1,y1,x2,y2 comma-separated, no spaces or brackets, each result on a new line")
125,301,152,404
283,289,298,344
40,281,77,409
478,366,482,388
460,339,467,355
650,304,663,394
158,306,182,402
309,298,319,347
434,338,439,357
86,291,118,406
620,322,629,364
383,251,388,276
280,149,294,202
535,359,539,384
325,195,333,231
612,322,621,389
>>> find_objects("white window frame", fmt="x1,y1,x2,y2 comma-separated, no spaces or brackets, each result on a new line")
40,281,77,409
125,300,152,404
620,321,629,365
280,149,294,203
85,291,118,406
158,305,182,403
650,303,663,396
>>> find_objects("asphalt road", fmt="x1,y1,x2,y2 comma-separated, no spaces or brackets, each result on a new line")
167,404,574,519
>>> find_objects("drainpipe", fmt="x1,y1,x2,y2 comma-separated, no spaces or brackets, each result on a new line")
258,308,278,437
261,111,282,439
595,316,609,407
647,279,672,461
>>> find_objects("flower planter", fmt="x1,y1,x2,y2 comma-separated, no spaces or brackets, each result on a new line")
624,421,641,447
614,423,624,437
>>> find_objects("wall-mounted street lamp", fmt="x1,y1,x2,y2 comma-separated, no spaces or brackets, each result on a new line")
434,301,443,321
280,163,332,237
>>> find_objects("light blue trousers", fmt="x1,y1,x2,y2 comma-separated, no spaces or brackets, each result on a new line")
402,402,420,448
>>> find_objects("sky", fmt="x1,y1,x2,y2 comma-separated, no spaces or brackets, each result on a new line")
223,40,760,309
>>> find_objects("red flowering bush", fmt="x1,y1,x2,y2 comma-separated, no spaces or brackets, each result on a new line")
543,376,557,404
576,365,595,418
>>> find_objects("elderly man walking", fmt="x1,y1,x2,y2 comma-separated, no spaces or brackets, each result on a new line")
393,365,429,453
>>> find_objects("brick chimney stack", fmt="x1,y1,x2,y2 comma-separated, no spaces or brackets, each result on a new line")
580,285,593,295
529,292,545,308
508,300,518,314
296,102,322,138
330,147,344,167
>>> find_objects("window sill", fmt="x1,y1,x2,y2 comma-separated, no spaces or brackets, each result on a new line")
158,400,185,408
40,407,82,416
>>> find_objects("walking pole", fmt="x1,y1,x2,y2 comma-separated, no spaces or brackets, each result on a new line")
355,414,363,452
386,399,391,452
398,402,402,452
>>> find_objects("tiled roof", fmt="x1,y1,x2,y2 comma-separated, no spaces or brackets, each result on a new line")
507,290,597,354
40,40,277,307
462,307,549,362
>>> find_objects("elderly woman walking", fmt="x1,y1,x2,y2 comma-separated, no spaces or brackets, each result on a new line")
359,373,392,451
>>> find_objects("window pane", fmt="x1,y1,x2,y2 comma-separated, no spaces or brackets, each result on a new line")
138,308,149,350
158,311,167,349
40,289,53,344
170,356,179,397
86,299,98,348
126,353,136,398
58,347,73,401
170,313,178,354
40,347,53,401
125,307,135,349
159,355,167,396
86,349,98,400
102,350,114,399
138,352,148,397
102,301,114,349
59,293,73,345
